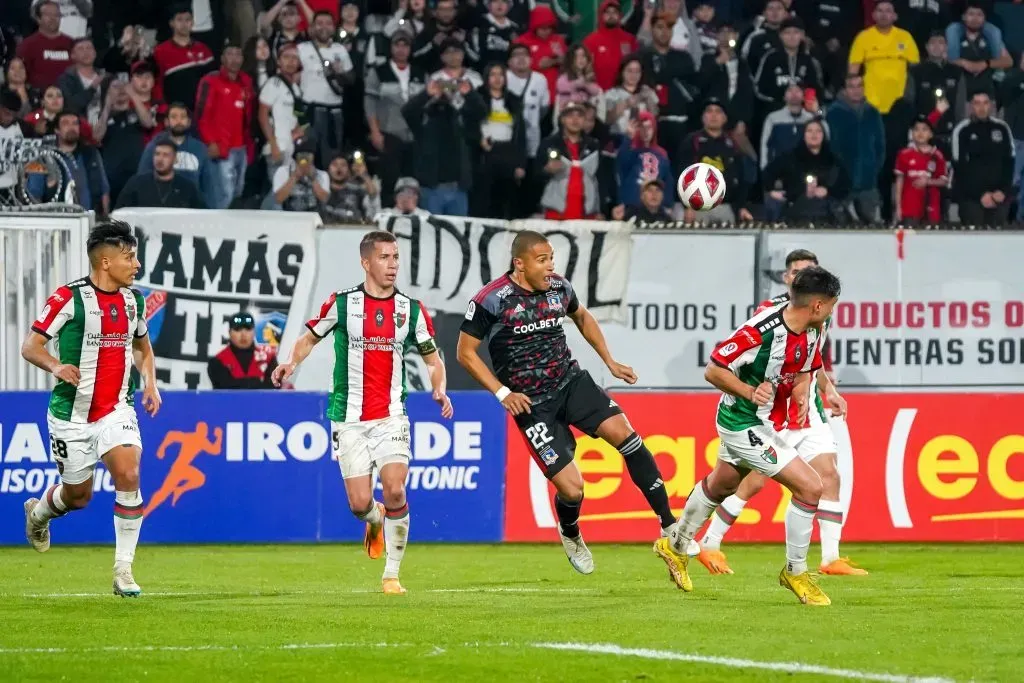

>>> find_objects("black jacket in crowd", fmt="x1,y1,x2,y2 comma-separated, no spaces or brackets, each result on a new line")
115,172,207,209
469,15,520,69
402,89,486,191
413,20,469,72
476,85,528,173
740,24,781,74
906,60,965,117
641,45,699,169
892,0,951,52
999,70,1024,141
951,115,1015,201
676,129,748,211
794,0,860,48
753,48,824,111
699,54,756,127
763,139,851,221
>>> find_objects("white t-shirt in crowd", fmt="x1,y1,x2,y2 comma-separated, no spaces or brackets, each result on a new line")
259,75,303,157
192,0,214,32
32,0,88,38
298,41,353,106
272,164,330,193
0,123,25,189
506,70,550,158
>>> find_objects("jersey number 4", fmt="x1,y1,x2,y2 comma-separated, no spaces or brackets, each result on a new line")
525,423,554,452
747,430,764,447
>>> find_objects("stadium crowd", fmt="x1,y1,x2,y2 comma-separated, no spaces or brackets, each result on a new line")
0,0,1021,224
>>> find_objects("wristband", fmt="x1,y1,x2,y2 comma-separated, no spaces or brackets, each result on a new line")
495,386,512,402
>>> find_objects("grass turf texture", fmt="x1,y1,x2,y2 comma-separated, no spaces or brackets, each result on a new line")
0,543,1019,682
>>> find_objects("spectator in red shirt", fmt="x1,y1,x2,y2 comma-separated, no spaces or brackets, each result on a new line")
514,5,567,104
16,1,73,90
893,115,948,224
537,102,602,219
153,7,215,112
196,42,256,209
582,0,638,91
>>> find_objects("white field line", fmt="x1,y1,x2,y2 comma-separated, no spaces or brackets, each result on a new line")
0,638,958,681
533,642,955,683
2,587,597,599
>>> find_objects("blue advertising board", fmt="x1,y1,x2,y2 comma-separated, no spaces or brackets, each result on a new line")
0,391,506,544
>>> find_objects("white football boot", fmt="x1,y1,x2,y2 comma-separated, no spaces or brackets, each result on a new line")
113,564,142,598
24,498,51,552
558,525,595,575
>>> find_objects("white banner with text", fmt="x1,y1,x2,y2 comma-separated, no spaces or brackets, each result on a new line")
112,208,320,389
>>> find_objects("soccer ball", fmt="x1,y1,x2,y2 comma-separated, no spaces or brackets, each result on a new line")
677,162,726,211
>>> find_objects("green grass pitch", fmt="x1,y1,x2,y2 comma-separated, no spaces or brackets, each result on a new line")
0,543,1019,682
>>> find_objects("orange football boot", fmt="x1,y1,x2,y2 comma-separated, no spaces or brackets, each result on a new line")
382,578,407,595
364,502,385,560
697,548,734,575
820,557,868,576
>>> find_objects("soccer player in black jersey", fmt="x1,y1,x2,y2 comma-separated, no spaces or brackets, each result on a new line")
457,230,690,584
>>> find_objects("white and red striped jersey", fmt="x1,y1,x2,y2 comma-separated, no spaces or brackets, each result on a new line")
711,303,822,432
306,285,437,423
32,278,148,423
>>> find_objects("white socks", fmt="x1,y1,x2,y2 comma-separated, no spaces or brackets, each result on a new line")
700,495,747,551
113,490,144,567
816,500,844,565
356,501,384,527
785,497,817,575
32,484,69,524
670,480,719,553
383,503,410,579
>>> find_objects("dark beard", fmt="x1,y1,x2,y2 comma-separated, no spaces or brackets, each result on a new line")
169,125,189,136
603,19,618,28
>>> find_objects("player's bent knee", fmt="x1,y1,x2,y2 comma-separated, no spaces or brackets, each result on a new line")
380,480,406,508
62,482,93,510
347,494,374,516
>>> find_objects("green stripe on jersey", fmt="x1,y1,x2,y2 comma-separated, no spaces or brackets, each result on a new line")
327,293,350,422
402,301,421,406
125,290,146,406
48,288,85,421
716,327,775,432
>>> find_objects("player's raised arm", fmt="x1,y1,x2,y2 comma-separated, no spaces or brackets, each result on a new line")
456,331,531,415
274,292,337,386
567,302,637,385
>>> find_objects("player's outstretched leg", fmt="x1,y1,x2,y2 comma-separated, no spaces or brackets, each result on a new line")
659,472,733,592
105,445,145,598
379,463,411,594
614,431,677,532
811,453,867,576
698,473,767,575
774,460,831,606
548,462,593,574
24,484,70,552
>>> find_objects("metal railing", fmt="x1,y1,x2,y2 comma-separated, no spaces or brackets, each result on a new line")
0,211,92,390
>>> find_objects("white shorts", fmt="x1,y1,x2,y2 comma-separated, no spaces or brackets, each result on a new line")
790,422,838,463
331,415,411,480
46,407,143,485
716,424,800,477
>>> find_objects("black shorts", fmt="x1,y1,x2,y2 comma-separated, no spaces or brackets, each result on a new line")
513,370,624,479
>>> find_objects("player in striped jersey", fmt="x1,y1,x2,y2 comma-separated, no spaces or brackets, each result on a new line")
696,250,866,577
272,230,452,595
662,266,841,606
21,220,161,598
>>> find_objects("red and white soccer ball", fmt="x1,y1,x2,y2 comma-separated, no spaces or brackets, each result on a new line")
677,162,726,211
